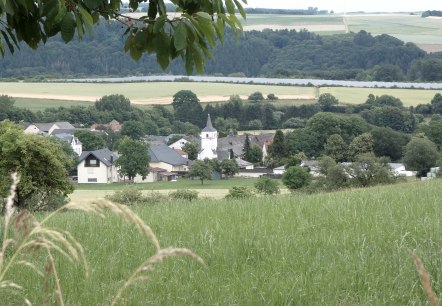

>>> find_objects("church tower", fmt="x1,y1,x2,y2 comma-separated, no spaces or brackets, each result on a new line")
198,114,218,160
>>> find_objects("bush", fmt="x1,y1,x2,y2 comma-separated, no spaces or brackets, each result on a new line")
225,187,254,199
282,166,312,191
169,189,199,201
267,93,278,100
254,177,280,195
248,91,264,101
105,186,167,205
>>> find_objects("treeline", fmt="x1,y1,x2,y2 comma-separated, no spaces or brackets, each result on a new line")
2,23,442,81
421,10,442,17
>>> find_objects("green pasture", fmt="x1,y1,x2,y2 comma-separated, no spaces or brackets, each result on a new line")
3,179,442,305
13,98,92,112
0,81,314,101
75,177,264,191
244,14,343,26
320,86,440,106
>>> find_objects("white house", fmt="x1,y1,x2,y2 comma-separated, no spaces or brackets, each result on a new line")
54,133,83,155
388,163,416,177
169,138,190,150
149,143,191,173
25,122,75,135
198,114,218,160
77,149,120,183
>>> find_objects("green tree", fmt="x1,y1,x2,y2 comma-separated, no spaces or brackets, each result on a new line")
431,93,442,115
188,160,212,185
220,159,239,179
75,130,106,151
248,119,263,130
121,120,146,140
422,116,442,149
403,137,440,177
254,176,280,195
116,138,150,181
248,91,264,102
0,120,74,210
242,134,251,160
182,142,198,161
282,166,312,191
248,145,264,164
371,127,410,161
318,93,339,111
348,133,374,161
0,0,247,74
269,130,288,159
324,134,348,162
95,95,132,112
267,93,278,101
214,117,239,135
344,153,395,187
172,90,204,126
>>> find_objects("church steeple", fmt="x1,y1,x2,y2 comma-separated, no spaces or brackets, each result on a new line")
202,114,216,132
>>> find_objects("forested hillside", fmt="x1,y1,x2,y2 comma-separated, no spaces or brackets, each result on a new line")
1,21,441,81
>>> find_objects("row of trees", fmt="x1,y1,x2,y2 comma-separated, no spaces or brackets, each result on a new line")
4,25,442,81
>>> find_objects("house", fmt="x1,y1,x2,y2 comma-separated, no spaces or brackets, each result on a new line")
54,133,83,155
168,135,199,151
77,149,120,183
273,165,286,175
217,133,274,161
388,163,416,177
90,120,123,132
149,143,191,173
235,158,254,170
301,160,321,177
25,122,75,135
132,167,178,183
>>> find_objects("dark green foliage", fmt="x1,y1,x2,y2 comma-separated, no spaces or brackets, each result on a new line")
269,130,288,159
248,119,263,130
0,121,74,210
267,93,278,100
345,153,396,187
360,106,417,132
225,186,254,199
318,93,339,111
121,120,146,140
403,137,440,177
408,58,442,81
172,90,204,126
220,159,239,179
214,117,240,134
348,133,374,161
421,116,442,149
169,189,199,201
254,176,280,195
324,134,348,162
188,160,213,185
371,64,405,82
116,138,150,181
182,142,199,161
248,92,265,102
75,130,106,151
248,145,264,164
371,127,410,161
431,93,442,115
242,134,251,160
173,121,200,136
106,186,166,205
95,95,132,112
282,166,312,191
282,117,306,129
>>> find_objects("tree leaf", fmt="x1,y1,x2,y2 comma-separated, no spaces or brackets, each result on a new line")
84,0,102,10
173,22,187,51
60,12,76,43
195,12,211,20
78,5,93,35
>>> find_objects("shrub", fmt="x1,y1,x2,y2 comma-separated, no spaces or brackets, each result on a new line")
282,166,312,191
248,91,264,101
267,93,278,100
169,189,199,201
225,186,254,199
254,177,280,195
105,185,144,205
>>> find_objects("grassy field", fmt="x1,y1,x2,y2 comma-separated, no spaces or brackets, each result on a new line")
4,81,441,110
243,13,442,51
3,179,442,305
319,86,441,106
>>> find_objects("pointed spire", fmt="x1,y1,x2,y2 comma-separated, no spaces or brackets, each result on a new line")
202,114,217,132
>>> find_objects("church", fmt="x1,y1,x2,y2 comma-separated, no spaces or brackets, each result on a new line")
197,114,218,160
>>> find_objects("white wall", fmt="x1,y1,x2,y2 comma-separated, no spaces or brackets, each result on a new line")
78,161,119,183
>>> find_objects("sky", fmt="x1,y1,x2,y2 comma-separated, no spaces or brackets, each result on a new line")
244,0,442,13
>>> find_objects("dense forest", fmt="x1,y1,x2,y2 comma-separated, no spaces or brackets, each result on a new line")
1,21,442,81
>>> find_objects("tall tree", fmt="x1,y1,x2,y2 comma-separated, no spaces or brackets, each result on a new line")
269,130,288,159
75,130,106,151
95,95,132,112
318,93,339,111
116,138,150,181
182,142,198,161
172,90,204,126
242,134,251,161
121,120,146,140
0,0,247,74
348,133,374,161
0,120,74,210
403,137,440,177
220,159,239,179
324,134,348,162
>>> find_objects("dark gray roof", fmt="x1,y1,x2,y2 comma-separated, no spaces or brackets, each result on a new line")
202,114,217,132
149,143,191,166
34,123,53,133
54,133,74,143
54,122,75,129
51,128,76,135
217,133,275,157
79,148,119,166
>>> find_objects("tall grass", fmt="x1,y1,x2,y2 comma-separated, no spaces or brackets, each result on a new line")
3,179,441,304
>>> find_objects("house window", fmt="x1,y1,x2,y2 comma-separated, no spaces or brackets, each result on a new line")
85,156,100,167
206,134,209,137
88,178,97,182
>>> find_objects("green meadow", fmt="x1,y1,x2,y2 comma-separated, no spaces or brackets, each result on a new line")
2,179,442,305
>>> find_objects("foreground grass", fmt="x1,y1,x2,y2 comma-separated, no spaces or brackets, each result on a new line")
75,177,264,190
3,180,442,305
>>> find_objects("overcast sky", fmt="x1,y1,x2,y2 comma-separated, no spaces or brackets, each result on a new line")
244,0,442,13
